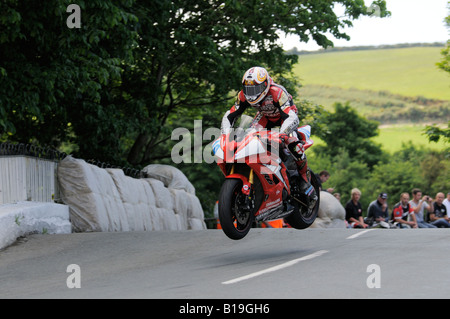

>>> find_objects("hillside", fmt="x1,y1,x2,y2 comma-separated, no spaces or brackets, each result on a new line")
294,46,450,101
298,84,450,124
292,46,450,153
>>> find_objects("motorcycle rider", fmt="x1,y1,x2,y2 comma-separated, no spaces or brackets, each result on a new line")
221,66,315,201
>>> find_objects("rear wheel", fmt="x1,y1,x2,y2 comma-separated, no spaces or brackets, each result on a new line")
218,179,253,240
284,170,320,229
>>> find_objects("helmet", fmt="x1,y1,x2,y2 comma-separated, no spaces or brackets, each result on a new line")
242,67,271,105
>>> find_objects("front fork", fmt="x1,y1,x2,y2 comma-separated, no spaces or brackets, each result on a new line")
227,164,254,196
226,164,254,215
241,167,254,196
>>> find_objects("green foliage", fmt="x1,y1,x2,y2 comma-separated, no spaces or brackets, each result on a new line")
0,0,390,159
309,150,369,206
426,4,450,154
299,84,450,124
362,146,449,209
437,2,450,74
307,101,449,212
0,0,138,161
424,122,450,144
315,102,385,168
438,41,450,74
0,0,391,212
362,160,421,209
310,142,449,213
123,0,389,165
423,122,450,159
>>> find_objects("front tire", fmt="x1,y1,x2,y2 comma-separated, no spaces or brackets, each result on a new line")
218,179,253,240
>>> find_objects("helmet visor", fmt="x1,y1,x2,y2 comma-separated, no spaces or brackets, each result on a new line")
243,82,266,98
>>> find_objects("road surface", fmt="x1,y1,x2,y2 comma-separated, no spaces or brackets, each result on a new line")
0,228,449,299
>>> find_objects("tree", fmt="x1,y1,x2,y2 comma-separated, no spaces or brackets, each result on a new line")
0,1,390,212
327,151,370,207
424,122,450,145
122,0,390,165
309,140,449,211
437,1,450,73
1,0,390,166
359,144,449,210
429,2,450,149
315,102,385,168
0,0,138,159
362,160,421,208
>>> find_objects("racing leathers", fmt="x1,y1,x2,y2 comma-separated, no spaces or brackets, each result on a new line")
221,81,310,184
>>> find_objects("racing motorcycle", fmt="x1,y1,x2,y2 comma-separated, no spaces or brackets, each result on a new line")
213,115,320,240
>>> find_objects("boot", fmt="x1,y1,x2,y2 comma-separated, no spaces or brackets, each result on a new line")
287,139,316,201
296,157,312,192
295,157,317,210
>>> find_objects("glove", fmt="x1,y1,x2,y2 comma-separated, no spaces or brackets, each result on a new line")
278,133,301,147
289,141,305,155
278,133,289,143
287,139,305,161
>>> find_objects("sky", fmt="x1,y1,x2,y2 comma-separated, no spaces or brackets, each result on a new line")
279,0,450,51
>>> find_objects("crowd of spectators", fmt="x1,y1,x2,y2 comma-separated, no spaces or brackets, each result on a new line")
343,188,450,229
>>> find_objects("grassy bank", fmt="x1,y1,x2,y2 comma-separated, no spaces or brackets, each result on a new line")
374,124,447,153
310,123,446,154
294,46,450,100
293,46,449,153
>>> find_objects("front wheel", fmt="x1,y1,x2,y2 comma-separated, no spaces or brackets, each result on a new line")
218,179,253,240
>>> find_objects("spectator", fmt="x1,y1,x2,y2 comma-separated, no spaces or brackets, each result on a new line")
443,192,450,218
409,188,435,228
367,192,390,228
345,188,368,228
392,192,417,228
333,192,341,202
315,170,334,193
428,192,449,228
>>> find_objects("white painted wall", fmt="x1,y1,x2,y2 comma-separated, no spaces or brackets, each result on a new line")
0,156,58,204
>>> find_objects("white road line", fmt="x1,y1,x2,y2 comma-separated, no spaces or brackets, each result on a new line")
346,229,373,239
221,250,329,285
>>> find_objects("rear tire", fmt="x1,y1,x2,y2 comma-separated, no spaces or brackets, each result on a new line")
284,170,320,229
218,179,253,240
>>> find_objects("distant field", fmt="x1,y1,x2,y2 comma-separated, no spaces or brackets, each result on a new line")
293,46,449,154
374,124,447,153
298,84,450,124
294,47,450,100
311,123,447,154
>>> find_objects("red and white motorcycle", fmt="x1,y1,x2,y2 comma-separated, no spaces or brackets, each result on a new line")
213,115,320,240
